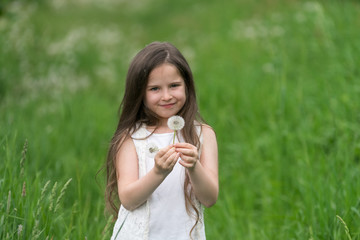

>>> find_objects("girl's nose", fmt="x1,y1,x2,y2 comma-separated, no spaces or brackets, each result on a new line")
162,90,172,101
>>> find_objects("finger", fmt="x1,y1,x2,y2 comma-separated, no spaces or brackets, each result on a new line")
179,154,197,164
155,151,178,172
175,148,197,156
168,152,180,166
178,160,187,168
174,142,194,149
174,143,197,152
177,150,198,162
178,159,196,169
157,144,174,156
160,148,177,163
155,148,175,168
162,152,179,171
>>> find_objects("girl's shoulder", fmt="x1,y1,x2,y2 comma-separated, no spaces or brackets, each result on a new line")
200,123,214,130
200,123,217,141
194,121,215,134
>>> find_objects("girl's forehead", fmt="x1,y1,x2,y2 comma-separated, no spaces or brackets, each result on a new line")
150,63,178,74
147,64,183,84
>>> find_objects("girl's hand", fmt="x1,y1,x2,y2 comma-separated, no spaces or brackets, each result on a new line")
154,145,179,176
174,143,199,170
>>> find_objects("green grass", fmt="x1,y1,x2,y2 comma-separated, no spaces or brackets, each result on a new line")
1,0,360,239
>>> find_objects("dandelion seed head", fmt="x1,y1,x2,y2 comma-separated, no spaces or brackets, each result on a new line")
167,116,185,131
147,142,159,158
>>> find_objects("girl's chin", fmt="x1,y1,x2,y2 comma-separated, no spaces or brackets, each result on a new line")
157,114,177,121
156,110,180,118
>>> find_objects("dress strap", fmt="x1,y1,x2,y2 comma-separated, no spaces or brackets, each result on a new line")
132,124,148,178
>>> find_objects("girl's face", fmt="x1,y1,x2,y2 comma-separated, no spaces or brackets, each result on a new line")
144,63,186,125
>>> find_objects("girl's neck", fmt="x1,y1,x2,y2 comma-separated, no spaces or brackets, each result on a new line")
146,118,172,133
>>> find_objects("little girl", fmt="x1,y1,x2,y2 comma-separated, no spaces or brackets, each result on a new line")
106,42,218,240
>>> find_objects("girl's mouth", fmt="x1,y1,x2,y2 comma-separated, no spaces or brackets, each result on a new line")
161,103,175,108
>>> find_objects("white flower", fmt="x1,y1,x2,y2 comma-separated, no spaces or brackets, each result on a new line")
17,224,23,237
168,115,185,144
147,142,159,158
167,115,185,131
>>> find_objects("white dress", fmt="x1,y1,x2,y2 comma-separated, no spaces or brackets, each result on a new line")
110,125,206,240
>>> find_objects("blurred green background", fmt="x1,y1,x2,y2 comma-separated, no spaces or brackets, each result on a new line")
1,0,360,239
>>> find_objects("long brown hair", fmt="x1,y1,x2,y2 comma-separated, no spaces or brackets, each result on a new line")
106,41,204,236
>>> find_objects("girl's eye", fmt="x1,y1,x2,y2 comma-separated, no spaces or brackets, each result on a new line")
170,83,180,88
150,87,159,91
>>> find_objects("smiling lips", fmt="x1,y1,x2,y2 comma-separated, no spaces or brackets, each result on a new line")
161,103,175,108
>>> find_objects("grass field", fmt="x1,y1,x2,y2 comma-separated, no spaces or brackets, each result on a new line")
1,0,360,239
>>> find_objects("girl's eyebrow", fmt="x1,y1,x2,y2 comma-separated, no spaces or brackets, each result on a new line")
170,80,183,84
147,85,159,89
147,80,182,87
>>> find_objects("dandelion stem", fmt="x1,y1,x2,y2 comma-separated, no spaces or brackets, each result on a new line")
173,130,176,144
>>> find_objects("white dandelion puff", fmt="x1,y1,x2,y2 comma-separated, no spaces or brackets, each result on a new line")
147,142,159,158
167,115,185,131
167,115,185,144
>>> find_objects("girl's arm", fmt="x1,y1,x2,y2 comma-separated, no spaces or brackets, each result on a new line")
175,125,219,207
116,137,179,211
